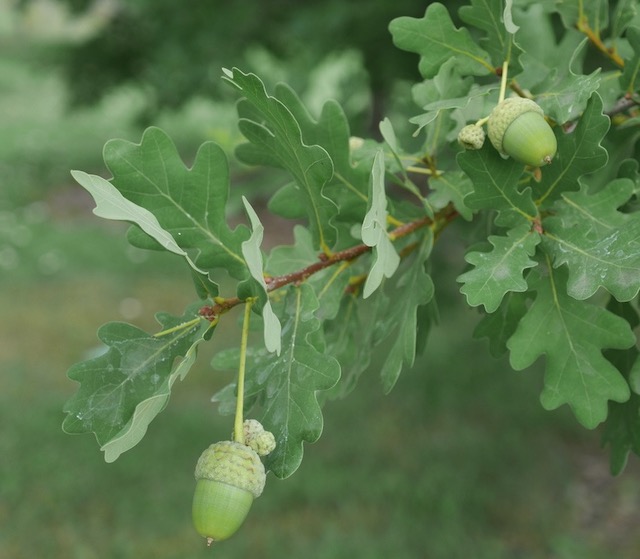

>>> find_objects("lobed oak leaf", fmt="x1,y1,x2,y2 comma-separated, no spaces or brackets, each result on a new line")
507,267,634,428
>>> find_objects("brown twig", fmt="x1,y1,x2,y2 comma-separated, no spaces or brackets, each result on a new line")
577,18,625,68
606,96,640,118
200,204,458,319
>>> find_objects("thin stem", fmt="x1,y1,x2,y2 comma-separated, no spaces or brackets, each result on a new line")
498,60,509,104
234,297,254,444
153,317,203,337
577,17,624,68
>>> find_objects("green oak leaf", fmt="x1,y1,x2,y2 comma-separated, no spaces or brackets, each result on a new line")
513,3,559,65
618,159,640,194
532,39,601,124
535,93,610,207
620,26,640,94
266,225,317,277
378,118,433,216
223,68,338,253
218,284,341,478
361,150,400,298
322,295,374,399
273,83,371,224
373,234,435,393
410,58,475,137
612,1,639,39
70,170,204,276
102,126,250,283
507,267,634,428
473,291,529,358
390,2,493,80
62,303,210,462
514,8,587,93
458,223,540,313
240,197,282,355
458,143,536,226
542,179,640,301
556,0,609,31
266,225,351,322
428,171,474,221
601,301,640,475
603,391,640,475
459,0,522,66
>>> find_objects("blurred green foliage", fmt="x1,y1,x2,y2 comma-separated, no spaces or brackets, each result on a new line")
56,0,433,113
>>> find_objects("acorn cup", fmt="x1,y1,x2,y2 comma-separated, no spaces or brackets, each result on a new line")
487,97,557,167
192,439,266,546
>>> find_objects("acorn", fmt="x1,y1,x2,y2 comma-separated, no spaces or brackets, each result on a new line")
457,124,486,150
192,440,266,546
487,97,557,167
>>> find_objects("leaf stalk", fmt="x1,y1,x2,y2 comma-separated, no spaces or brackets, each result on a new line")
234,297,255,444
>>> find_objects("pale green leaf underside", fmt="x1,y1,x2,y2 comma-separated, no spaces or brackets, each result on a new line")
63,304,209,461
361,150,400,298
241,196,282,355
71,170,204,275
101,334,206,462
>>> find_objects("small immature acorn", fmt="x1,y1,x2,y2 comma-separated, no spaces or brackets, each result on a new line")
487,97,557,167
457,124,486,150
192,440,266,546
242,419,276,457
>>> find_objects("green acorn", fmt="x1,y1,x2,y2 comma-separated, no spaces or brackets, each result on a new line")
487,97,557,167
192,440,266,546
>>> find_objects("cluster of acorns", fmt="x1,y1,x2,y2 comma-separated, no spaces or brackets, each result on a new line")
458,97,557,167
192,419,276,546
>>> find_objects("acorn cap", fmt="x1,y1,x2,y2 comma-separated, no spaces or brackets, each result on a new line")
487,97,544,155
194,441,266,498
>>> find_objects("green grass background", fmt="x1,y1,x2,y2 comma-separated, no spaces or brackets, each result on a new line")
2,8,640,557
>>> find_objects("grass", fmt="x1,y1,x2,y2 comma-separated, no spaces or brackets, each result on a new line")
3,217,640,559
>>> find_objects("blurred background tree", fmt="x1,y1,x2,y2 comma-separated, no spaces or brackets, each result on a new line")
56,0,429,115
3,0,452,207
